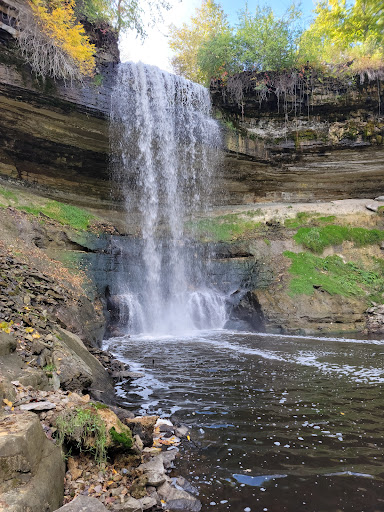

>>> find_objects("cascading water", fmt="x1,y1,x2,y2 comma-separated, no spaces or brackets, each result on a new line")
110,62,226,334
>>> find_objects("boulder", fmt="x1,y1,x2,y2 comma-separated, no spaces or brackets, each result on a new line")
56,404,133,457
52,342,93,391
55,495,108,511
54,328,116,403
0,411,65,512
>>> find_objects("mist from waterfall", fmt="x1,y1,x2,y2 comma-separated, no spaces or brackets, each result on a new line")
110,62,226,334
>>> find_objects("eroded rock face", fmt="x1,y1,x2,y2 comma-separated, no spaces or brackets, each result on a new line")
212,72,384,205
0,22,118,209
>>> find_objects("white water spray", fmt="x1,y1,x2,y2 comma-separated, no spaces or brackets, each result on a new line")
110,62,226,334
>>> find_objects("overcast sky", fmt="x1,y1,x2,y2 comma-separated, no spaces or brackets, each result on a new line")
119,0,316,73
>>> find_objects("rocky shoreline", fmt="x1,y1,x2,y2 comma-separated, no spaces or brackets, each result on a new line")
0,243,202,512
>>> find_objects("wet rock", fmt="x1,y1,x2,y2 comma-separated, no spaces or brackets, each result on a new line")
157,482,202,512
55,495,108,511
175,477,199,496
174,425,189,438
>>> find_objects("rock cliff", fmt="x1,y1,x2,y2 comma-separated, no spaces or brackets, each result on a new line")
212,70,384,204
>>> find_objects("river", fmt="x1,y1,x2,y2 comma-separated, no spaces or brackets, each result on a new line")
104,330,384,512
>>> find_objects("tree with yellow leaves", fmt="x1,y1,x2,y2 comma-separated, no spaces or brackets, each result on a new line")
17,0,96,81
168,0,229,85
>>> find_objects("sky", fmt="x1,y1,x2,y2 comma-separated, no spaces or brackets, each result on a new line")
120,0,316,73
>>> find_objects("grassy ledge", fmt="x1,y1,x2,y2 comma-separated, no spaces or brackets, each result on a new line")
284,251,384,303
294,225,384,253
17,201,94,231
187,211,262,242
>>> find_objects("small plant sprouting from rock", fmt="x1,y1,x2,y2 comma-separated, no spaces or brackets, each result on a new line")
56,407,108,465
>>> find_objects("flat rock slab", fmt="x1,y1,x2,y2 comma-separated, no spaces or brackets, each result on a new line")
19,401,56,411
55,496,108,511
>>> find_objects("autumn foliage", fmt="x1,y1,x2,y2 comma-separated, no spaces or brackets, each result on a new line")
18,0,96,81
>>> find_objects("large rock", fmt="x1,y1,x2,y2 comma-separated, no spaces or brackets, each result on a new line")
54,328,115,403
0,410,65,511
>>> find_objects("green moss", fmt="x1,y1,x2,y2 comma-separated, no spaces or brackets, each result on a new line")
187,212,262,242
17,200,94,230
91,402,109,410
0,186,18,204
284,212,337,229
93,74,104,87
284,251,384,302
296,129,318,141
109,426,133,449
294,225,384,253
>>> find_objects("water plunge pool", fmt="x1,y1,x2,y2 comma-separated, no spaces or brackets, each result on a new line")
104,330,384,511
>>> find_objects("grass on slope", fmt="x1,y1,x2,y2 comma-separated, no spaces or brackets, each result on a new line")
294,225,384,253
17,201,94,231
284,251,384,303
284,211,336,229
187,211,262,242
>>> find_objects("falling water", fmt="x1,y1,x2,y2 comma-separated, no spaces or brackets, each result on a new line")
110,62,226,334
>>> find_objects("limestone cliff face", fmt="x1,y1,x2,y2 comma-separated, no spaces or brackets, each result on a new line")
0,17,117,208
212,71,384,204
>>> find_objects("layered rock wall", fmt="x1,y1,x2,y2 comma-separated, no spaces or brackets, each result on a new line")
0,15,117,208
212,71,384,204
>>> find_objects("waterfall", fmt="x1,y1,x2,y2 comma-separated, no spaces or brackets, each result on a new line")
110,62,226,334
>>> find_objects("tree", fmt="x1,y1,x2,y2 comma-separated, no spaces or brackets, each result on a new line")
168,0,229,84
18,0,96,81
196,2,303,82
234,3,302,72
298,0,384,76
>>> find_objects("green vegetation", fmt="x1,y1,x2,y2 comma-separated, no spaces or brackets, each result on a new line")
17,200,94,231
0,186,18,203
56,407,108,464
169,0,384,86
109,426,133,449
294,225,384,253
284,251,384,303
284,212,336,229
188,212,261,241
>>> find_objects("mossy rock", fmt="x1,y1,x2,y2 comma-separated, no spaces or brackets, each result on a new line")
56,405,133,464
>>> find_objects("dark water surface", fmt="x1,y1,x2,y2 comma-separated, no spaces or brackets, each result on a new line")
104,331,384,512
